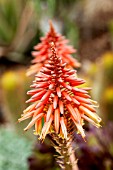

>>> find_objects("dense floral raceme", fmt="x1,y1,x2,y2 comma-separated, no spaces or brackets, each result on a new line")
27,21,80,76
18,42,101,140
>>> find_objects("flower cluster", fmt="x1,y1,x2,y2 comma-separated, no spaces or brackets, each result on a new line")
19,42,101,140
27,21,80,76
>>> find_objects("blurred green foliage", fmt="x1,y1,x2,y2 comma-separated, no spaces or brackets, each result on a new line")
0,127,33,170
0,0,39,62
0,0,80,63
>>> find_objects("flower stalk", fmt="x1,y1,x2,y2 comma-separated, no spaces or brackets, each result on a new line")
50,118,79,170
51,134,78,170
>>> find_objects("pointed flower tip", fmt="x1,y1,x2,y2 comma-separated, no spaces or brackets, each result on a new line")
49,20,55,34
24,128,28,132
18,119,21,123
83,137,86,142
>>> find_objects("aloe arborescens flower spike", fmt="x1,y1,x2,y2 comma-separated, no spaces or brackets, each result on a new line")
27,21,80,76
19,42,101,141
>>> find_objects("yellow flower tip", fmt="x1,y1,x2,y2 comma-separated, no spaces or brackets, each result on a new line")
96,124,102,128
18,119,21,123
24,127,28,132
79,105,101,124
33,131,39,136
99,120,104,127
90,99,99,107
83,137,86,142
46,104,54,122
76,123,85,138
60,117,68,140
40,116,53,140
97,117,102,123
18,116,26,123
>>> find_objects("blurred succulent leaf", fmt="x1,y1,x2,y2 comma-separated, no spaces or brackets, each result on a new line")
0,0,25,43
0,0,39,63
33,0,42,15
47,0,56,17
66,22,79,48
0,127,32,170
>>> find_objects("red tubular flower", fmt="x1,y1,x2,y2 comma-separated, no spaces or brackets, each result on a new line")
19,42,101,140
27,21,80,76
